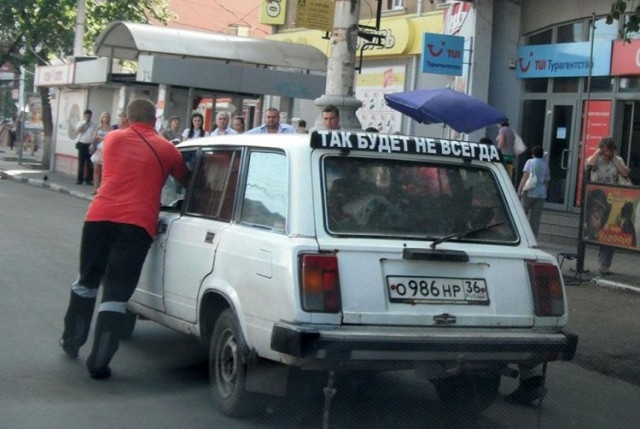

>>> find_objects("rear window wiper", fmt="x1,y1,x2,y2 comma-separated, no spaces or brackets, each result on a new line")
430,221,506,249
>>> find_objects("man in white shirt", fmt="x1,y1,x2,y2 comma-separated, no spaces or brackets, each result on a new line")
246,108,295,134
209,112,237,136
76,109,96,185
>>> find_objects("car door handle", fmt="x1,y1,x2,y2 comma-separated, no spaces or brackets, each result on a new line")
205,231,215,244
157,222,168,234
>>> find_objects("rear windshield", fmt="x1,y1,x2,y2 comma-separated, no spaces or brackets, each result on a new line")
323,156,517,243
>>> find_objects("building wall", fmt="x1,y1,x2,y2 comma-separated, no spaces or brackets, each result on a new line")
521,0,610,34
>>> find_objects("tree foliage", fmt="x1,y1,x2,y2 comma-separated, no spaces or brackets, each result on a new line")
607,0,640,40
0,0,173,71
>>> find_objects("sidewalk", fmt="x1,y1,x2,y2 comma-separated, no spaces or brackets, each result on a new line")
2,146,639,293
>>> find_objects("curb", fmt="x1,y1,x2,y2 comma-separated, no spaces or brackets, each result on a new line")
1,169,94,202
593,278,640,294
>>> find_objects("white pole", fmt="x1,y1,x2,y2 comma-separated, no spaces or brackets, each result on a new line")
73,0,87,56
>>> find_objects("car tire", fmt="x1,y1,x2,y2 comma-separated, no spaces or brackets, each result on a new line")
434,372,501,415
120,310,137,340
209,308,262,417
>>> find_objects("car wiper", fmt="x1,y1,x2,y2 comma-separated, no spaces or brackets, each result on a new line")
430,221,506,249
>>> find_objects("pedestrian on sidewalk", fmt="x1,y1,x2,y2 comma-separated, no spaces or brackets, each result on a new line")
90,112,112,194
60,98,191,379
585,136,631,275
75,109,96,185
517,145,550,237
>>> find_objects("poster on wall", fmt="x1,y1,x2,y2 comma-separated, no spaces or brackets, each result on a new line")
56,90,88,156
355,66,405,134
583,183,640,251
576,100,612,206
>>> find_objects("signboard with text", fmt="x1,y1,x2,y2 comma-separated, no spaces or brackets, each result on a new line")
295,0,335,31
260,0,287,25
421,33,464,76
516,42,612,78
576,100,612,206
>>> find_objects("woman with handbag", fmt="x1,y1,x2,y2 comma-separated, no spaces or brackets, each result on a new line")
585,136,631,275
517,145,549,237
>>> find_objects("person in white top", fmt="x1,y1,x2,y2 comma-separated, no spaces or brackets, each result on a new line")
209,112,237,136
182,112,209,141
246,108,295,134
76,109,97,185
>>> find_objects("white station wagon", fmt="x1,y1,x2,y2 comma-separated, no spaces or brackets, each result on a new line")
126,130,577,417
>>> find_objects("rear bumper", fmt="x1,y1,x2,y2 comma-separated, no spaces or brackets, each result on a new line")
271,322,578,365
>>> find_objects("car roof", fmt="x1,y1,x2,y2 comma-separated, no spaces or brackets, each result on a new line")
176,131,503,164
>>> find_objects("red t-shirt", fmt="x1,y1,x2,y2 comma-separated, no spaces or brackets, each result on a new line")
85,122,190,236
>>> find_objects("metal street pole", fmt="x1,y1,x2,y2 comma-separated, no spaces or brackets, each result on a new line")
314,0,363,130
73,0,87,56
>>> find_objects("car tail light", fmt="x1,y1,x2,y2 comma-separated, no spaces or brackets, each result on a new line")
301,254,341,313
527,261,565,317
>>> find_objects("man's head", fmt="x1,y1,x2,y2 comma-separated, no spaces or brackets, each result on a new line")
83,110,93,122
322,105,340,130
232,116,245,133
215,112,231,130
126,99,156,125
264,108,281,131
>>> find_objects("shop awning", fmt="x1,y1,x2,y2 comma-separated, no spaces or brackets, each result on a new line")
95,21,327,72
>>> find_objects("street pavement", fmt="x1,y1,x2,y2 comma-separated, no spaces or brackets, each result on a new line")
1,145,639,293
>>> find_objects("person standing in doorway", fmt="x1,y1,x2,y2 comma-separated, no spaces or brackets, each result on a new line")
497,120,516,180
516,145,550,237
585,136,630,275
322,105,341,130
246,108,295,134
75,109,96,185
59,98,191,379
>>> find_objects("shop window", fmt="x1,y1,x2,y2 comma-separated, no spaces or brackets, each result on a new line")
620,77,640,92
584,77,614,93
591,17,618,42
524,78,548,93
528,29,552,45
552,78,579,93
557,21,586,43
386,0,403,10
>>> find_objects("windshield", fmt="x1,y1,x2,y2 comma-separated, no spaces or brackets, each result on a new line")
323,155,517,243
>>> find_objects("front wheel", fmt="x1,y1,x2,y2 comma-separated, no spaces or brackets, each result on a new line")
209,309,262,417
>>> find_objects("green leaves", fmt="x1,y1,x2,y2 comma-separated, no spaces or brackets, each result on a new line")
608,0,640,41
0,0,173,70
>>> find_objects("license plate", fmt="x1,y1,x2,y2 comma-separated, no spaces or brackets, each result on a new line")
387,276,489,304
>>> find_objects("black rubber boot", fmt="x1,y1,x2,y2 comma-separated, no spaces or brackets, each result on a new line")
86,311,124,379
60,292,96,358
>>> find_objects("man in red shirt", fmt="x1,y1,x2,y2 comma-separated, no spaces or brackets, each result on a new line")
60,98,190,379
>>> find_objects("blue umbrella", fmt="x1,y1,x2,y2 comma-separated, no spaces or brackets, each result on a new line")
384,88,507,134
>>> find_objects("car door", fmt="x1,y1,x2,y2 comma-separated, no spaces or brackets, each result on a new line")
162,148,242,323
133,150,196,311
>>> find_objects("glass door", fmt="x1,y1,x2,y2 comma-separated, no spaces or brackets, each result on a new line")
545,101,579,210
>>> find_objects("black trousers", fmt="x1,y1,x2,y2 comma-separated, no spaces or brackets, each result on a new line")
76,142,93,183
78,221,153,302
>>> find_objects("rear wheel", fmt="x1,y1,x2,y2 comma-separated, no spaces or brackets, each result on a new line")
209,309,262,417
434,373,501,416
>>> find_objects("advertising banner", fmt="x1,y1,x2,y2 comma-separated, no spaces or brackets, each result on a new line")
583,183,640,251
576,100,612,205
516,41,612,78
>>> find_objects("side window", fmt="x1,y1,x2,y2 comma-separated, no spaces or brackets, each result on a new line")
240,151,287,232
185,150,240,220
160,149,197,209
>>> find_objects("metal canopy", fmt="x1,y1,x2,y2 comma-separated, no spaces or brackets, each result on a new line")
94,21,327,72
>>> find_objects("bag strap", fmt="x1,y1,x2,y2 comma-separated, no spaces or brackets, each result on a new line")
131,128,166,180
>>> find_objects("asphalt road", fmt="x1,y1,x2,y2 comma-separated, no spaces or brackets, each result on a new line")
2,179,640,429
